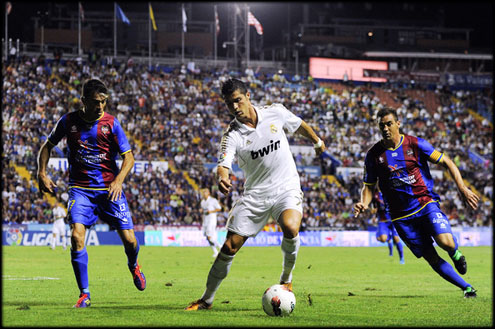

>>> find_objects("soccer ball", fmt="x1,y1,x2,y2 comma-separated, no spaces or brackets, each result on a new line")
261,284,296,316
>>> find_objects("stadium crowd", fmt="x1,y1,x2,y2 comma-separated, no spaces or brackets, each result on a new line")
2,54,492,229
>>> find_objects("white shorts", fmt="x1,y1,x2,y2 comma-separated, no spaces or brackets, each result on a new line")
202,217,217,238
52,219,66,236
226,188,303,237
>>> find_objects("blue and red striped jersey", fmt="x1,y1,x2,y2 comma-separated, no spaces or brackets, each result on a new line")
372,191,391,222
364,134,443,220
47,111,131,189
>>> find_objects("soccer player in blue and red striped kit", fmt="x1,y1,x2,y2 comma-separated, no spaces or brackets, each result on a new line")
372,190,404,264
37,79,146,308
354,107,479,298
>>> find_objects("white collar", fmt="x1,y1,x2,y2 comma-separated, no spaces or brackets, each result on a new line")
234,105,262,134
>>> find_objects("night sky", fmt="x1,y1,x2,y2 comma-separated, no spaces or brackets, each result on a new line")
4,2,493,51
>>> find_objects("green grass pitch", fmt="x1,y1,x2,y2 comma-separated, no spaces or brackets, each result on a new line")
2,245,492,327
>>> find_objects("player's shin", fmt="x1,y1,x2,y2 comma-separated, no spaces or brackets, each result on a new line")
71,247,89,293
280,235,300,284
201,252,235,304
430,258,469,289
125,240,140,270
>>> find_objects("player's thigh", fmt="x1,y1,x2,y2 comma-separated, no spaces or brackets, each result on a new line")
278,209,302,238
70,222,87,250
222,230,249,255
67,188,99,227
376,221,390,240
392,217,433,258
98,192,134,230
204,220,217,239
53,225,65,237
274,189,303,236
117,229,137,247
424,208,455,249
227,194,271,237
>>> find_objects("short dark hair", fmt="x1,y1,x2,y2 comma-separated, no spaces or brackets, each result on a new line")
82,79,108,98
376,107,398,121
221,78,248,99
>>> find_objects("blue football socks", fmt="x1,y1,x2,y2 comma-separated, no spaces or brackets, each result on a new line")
71,247,89,292
125,241,140,270
395,241,404,259
430,257,469,289
387,240,393,256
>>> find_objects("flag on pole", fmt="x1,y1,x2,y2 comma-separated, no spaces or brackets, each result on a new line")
6,2,12,15
214,6,220,35
247,11,263,35
182,6,187,32
116,3,131,25
79,2,84,22
149,3,157,31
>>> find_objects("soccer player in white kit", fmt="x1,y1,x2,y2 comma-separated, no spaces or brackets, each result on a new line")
51,201,68,250
200,188,222,257
186,78,326,310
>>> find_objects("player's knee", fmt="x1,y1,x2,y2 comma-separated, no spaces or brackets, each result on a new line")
280,222,300,239
221,242,240,256
422,248,440,266
434,235,455,251
282,229,298,239
71,232,85,250
376,235,387,242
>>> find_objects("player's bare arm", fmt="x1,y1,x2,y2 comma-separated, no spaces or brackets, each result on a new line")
354,183,375,217
37,140,57,196
437,154,479,210
108,150,135,202
295,121,326,155
217,165,232,195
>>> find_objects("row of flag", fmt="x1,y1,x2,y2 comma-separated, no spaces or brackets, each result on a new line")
74,3,263,35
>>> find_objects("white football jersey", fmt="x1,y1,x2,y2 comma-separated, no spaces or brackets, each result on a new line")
218,103,302,194
201,196,221,221
53,206,67,220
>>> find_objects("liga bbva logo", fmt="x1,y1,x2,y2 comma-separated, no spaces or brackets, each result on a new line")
5,228,23,246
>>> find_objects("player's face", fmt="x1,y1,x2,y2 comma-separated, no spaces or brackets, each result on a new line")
378,114,400,141
223,89,252,123
82,92,108,121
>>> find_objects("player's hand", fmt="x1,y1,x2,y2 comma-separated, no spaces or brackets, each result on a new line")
353,202,368,218
460,186,480,210
218,177,232,195
108,180,123,202
314,140,326,156
37,173,57,197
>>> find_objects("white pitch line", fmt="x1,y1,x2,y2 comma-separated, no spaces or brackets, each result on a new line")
2,275,60,280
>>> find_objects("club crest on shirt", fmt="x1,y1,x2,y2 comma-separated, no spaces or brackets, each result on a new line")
270,124,278,134
379,156,384,163
101,124,110,135
71,125,77,133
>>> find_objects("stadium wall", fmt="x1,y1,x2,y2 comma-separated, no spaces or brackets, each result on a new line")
3,225,491,247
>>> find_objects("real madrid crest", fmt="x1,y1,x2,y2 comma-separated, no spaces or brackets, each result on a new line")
270,124,277,134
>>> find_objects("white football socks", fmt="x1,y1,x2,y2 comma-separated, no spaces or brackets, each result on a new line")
280,235,300,284
201,251,235,304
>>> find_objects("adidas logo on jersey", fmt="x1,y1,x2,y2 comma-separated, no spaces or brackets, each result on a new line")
251,140,281,159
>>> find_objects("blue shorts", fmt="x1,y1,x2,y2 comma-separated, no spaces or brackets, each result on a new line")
376,221,398,240
392,202,452,258
67,188,134,230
